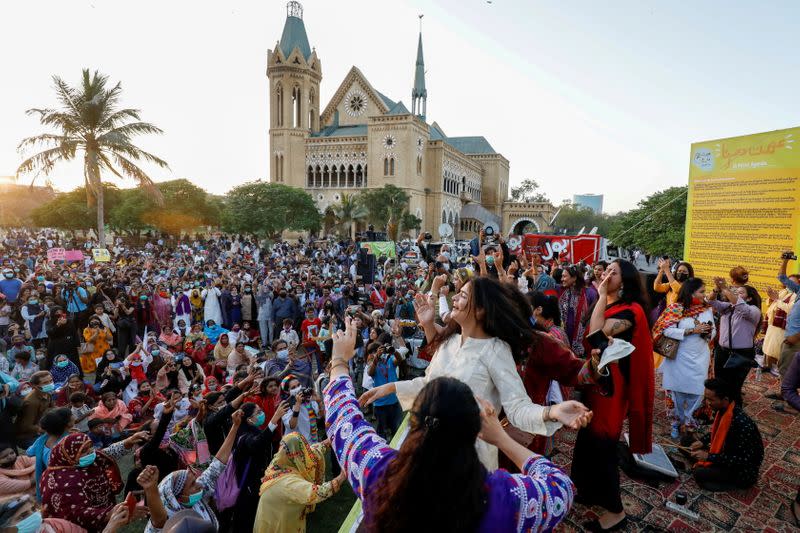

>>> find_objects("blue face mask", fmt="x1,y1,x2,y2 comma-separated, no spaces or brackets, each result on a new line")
40,383,55,393
252,412,266,426
56,360,69,368
78,451,96,467
184,489,203,507
15,511,43,533
276,349,289,360
151,349,160,356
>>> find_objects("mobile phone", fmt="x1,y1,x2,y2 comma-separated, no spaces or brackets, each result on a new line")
586,329,609,353
125,492,137,515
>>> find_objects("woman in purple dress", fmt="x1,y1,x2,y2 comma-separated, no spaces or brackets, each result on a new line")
323,318,575,532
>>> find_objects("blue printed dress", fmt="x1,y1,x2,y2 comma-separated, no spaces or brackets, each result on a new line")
323,375,575,532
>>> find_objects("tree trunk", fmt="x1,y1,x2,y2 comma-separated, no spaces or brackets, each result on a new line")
350,220,356,240
96,180,105,248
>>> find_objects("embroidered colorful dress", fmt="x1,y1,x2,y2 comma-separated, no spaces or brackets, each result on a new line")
323,375,575,532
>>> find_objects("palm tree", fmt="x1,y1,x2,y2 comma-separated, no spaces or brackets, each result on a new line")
332,193,369,239
16,69,167,247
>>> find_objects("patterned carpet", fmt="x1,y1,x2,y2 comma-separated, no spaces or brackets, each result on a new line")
551,372,800,532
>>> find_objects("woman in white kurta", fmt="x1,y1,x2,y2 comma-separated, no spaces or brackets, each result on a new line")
653,278,715,438
361,276,592,470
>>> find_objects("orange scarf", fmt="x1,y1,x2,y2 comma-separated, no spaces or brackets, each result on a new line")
695,401,734,468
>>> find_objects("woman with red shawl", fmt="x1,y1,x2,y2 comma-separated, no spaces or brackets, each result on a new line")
40,432,147,532
571,259,654,532
151,285,173,329
244,376,283,435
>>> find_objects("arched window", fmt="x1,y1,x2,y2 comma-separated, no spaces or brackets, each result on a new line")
315,165,322,187
307,165,314,187
389,158,395,176
442,211,447,224
384,157,389,176
363,164,368,187
278,154,284,181
308,88,316,131
417,156,422,175
292,86,302,128
347,165,355,187
339,165,346,187
323,165,330,187
276,84,284,127
355,164,363,187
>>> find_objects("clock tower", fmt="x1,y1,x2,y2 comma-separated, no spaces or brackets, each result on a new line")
267,1,322,187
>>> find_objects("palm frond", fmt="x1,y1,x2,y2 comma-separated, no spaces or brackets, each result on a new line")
16,147,70,182
98,108,141,130
101,141,169,169
98,122,164,141
110,153,165,206
17,133,81,152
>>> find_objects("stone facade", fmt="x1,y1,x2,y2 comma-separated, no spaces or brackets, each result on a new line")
267,2,552,238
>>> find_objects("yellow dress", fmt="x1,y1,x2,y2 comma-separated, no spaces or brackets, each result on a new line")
81,327,112,374
254,434,338,533
654,279,682,306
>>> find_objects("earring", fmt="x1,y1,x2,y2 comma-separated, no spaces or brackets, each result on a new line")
619,284,624,297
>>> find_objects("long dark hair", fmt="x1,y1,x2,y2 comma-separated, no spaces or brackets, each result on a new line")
676,277,704,309
529,292,561,326
612,259,650,313
366,377,487,532
427,277,535,362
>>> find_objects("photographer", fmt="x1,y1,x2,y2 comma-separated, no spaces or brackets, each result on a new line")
281,375,321,443
366,342,403,440
60,279,90,328
778,250,800,377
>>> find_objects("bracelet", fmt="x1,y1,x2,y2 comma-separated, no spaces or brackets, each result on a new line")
543,405,552,423
292,411,300,417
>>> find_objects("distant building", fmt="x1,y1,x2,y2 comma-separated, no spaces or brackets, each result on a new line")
267,1,553,237
572,194,603,214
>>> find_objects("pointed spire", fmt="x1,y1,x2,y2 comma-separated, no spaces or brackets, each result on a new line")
412,18,427,119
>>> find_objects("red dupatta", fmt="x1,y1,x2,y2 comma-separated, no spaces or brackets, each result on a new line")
599,301,655,454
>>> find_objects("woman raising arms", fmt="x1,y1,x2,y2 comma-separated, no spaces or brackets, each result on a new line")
325,317,575,532
361,276,591,470
571,260,654,532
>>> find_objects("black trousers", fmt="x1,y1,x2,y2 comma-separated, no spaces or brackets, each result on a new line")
693,464,744,492
374,401,403,441
714,346,753,405
116,319,137,357
571,430,624,513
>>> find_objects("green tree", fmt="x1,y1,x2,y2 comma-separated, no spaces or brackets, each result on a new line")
331,193,369,239
510,179,550,203
222,181,320,238
142,179,220,235
107,187,151,235
399,212,422,236
608,186,687,258
553,202,609,234
16,69,167,246
358,185,410,240
31,184,122,231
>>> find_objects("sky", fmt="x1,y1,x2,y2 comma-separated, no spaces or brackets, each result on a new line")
1,0,798,213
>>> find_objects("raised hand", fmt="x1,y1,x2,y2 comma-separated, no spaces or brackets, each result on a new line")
413,292,435,326
136,465,159,490
331,316,357,361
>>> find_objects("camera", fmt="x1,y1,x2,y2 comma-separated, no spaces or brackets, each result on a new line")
424,232,432,241
301,387,313,399
782,251,797,261
382,343,396,355
484,226,494,236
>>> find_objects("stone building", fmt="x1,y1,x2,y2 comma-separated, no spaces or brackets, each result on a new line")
267,1,553,237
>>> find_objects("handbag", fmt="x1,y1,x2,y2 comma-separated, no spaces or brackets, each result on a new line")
79,342,95,354
771,296,790,329
654,335,679,360
501,417,534,448
721,313,757,370
215,447,251,511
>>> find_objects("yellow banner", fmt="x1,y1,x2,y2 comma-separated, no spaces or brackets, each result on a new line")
685,127,800,300
91,248,111,262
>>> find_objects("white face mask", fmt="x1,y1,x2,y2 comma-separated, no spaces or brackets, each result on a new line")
289,386,303,397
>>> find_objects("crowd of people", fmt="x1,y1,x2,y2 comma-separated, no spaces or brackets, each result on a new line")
0,227,797,532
